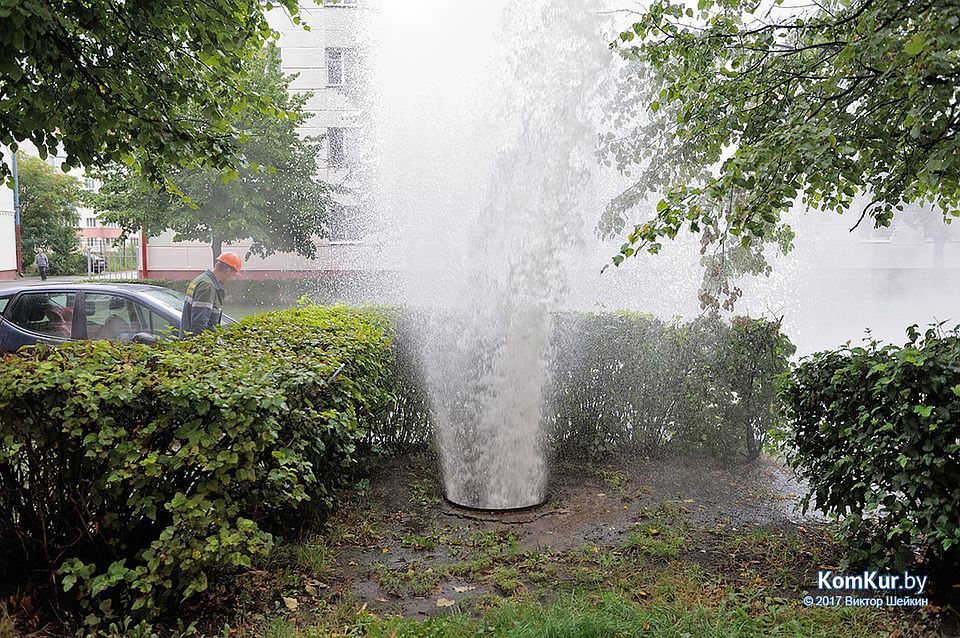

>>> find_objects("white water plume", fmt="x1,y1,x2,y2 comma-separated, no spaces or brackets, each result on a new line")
366,0,614,508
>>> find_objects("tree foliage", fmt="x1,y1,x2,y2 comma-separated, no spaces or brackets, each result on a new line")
0,0,301,183
91,47,331,263
602,0,960,306
16,152,81,272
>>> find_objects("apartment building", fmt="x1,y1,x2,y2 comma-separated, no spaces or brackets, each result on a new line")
0,148,15,280
143,0,386,278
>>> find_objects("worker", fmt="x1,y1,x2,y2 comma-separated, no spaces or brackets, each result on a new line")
179,251,242,338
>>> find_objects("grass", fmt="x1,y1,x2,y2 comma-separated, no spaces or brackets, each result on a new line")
591,467,635,500
267,536,335,577
409,479,442,508
621,518,686,559
374,561,446,596
0,606,16,638
402,529,445,551
243,587,903,638
724,529,835,589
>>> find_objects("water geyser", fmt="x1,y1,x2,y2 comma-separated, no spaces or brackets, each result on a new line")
367,0,611,509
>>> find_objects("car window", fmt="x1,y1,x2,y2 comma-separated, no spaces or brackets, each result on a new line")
149,310,178,336
8,292,77,338
139,288,188,314
83,293,147,341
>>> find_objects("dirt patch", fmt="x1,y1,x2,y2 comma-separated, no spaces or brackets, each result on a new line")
324,451,825,618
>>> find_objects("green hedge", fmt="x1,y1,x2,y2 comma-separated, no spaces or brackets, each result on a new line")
0,306,393,625
376,311,795,462
781,325,960,573
550,313,794,462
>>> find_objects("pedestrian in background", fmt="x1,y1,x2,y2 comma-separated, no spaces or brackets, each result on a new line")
179,251,243,338
34,248,49,281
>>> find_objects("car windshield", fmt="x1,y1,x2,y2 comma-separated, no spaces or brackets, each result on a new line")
138,287,188,313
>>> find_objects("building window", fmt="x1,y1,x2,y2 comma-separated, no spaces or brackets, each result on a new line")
84,177,96,191
326,48,357,87
87,237,96,248
329,205,363,242
328,128,346,166
85,217,97,228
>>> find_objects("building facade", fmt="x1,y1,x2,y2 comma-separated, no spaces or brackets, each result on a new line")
0,148,16,280
143,0,382,278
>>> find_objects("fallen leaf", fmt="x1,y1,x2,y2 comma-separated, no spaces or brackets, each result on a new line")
282,596,299,611
376,596,389,603
454,585,476,593
382,547,390,553
436,597,456,607
643,621,650,631
597,493,607,497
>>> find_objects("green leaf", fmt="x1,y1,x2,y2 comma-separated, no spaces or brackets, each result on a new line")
904,33,927,56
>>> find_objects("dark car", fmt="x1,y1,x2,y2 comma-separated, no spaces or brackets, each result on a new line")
0,283,235,353
90,255,107,274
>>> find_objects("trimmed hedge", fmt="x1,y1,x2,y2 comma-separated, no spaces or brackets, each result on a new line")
781,324,960,572
550,313,794,462
0,306,393,625
378,311,794,462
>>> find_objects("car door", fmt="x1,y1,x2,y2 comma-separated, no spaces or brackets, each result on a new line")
81,292,180,341
82,292,151,341
0,290,80,352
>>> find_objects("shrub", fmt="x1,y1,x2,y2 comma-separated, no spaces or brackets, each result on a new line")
780,324,960,572
0,306,394,625
365,310,793,461
548,313,793,462
49,251,88,276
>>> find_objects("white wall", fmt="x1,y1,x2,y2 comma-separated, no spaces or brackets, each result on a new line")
0,147,17,276
269,2,364,184
146,232,400,274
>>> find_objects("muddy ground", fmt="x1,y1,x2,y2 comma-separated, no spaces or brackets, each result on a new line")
322,453,829,618
203,451,957,637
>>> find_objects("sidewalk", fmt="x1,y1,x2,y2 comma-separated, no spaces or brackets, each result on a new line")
0,275,88,291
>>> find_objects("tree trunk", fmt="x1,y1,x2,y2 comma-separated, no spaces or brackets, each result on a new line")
211,235,223,267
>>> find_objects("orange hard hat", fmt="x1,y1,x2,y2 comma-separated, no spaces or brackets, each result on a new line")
216,251,243,272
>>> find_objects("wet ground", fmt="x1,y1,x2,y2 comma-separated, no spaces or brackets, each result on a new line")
203,450,956,637
319,452,829,619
